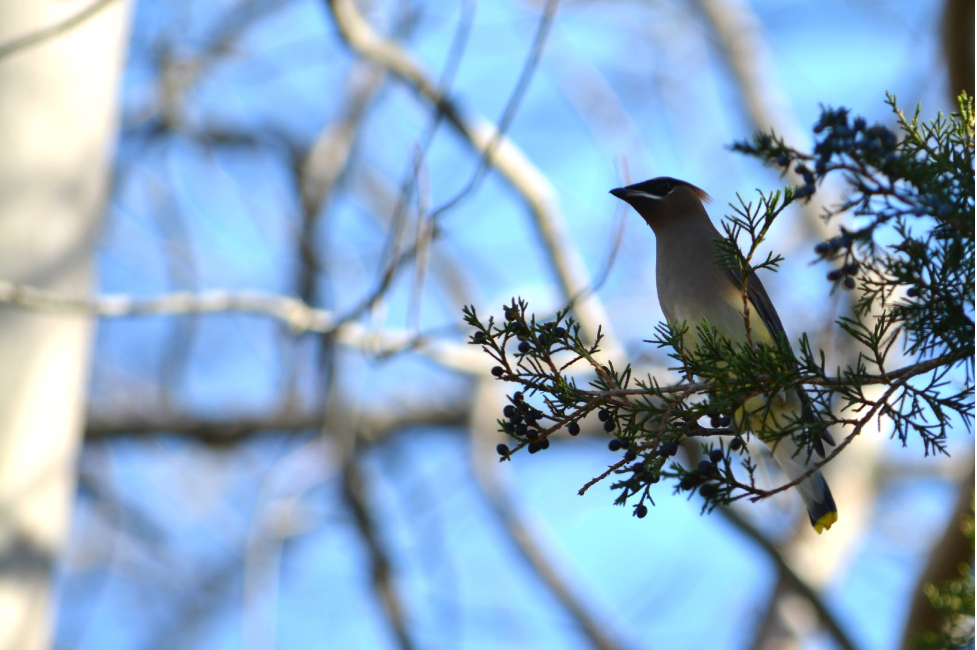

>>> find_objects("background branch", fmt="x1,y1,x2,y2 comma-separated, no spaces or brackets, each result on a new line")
325,0,623,361
718,505,858,650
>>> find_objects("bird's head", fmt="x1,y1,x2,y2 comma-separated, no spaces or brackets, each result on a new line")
609,177,712,231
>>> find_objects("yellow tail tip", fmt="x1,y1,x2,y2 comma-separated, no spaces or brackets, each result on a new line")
813,511,839,534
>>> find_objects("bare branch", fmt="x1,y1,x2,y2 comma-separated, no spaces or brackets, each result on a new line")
340,2,476,332
7,273,965,399
693,0,829,241
85,400,470,444
328,0,558,331
0,280,334,330
425,0,559,222
0,280,488,373
297,61,388,304
85,410,314,444
324,0,624,360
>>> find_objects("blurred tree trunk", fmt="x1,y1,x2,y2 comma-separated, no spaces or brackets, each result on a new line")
900,465,975,649
0,2,129,648
942,0,974,99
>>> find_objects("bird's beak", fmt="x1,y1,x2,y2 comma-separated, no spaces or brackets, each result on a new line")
610,186,652,202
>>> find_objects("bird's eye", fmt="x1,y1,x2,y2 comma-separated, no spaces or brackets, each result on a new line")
648,178,674,196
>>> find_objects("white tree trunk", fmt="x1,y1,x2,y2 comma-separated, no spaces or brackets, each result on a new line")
0,2,129,648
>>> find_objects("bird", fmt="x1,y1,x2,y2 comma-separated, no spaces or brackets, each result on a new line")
610,176,838,534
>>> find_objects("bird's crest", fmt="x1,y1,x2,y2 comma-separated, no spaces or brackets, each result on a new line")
624,177,712,203
682,181,713,204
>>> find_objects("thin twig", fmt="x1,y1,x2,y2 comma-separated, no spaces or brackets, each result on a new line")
324,0,623,360
297,61,388,304
408,153,434,331
339,1,475,332
577,458,630,496
743,374,913,501
426,0,559,222
329,0,559,331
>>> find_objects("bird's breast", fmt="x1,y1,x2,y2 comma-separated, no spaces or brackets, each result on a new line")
656,242,771,348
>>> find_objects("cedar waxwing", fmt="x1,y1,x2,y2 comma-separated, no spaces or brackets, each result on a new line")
610,176,838,534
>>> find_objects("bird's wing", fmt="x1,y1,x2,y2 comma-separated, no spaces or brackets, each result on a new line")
721,267,787,340
722,267,835,456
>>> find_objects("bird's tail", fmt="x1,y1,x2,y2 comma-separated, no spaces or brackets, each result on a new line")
771,439,838,534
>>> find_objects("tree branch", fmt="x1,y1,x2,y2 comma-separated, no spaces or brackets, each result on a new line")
323,0,624,361
84,400,469,444
330,0,557,331
692,0,829,240
296,60,387,304
0,280,487,373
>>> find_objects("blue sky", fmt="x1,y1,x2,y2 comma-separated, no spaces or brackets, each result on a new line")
56,1,970,649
